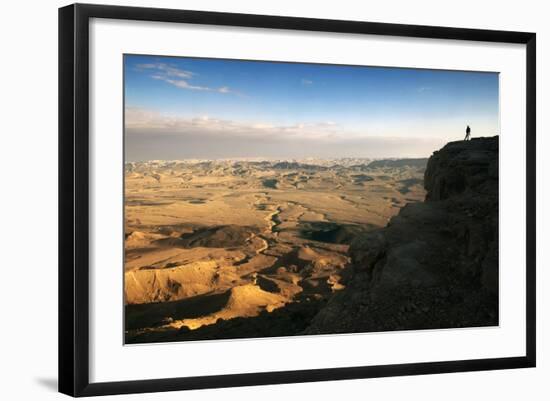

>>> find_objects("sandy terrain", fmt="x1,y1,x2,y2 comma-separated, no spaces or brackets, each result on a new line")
124,158,426,343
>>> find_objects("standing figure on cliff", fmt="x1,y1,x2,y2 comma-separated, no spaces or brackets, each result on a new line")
464,125,471,141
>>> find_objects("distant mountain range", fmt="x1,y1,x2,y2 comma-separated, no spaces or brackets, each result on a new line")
126,157,429,171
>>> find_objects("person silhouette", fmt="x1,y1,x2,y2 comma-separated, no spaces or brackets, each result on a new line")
464,125,471,141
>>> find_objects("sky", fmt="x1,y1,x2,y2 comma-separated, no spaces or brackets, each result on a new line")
124,54,499,161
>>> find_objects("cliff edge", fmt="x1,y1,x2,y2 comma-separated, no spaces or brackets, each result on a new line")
306,136,499,334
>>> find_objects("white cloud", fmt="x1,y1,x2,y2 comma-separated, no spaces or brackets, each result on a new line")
124,108,460,146
163,79,211,91
301,79,313,85
124,107,486,147
136,62,236,94
137,63,194,79
125,107,344,140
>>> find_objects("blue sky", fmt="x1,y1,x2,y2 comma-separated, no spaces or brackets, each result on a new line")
124,54,499,161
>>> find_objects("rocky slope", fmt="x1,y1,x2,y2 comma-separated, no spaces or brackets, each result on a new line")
305,136,499,334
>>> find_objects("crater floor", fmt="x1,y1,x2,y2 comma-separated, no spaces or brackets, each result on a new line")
124,159,426,343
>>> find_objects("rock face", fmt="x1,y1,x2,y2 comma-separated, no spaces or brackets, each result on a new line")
306,136,499,334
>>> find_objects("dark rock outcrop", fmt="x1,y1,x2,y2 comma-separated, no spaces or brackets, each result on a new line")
425,136,498,202
177,225,259,248
305,136,499,334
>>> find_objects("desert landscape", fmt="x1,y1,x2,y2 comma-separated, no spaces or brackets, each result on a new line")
123,55,499,343
124,157,427,343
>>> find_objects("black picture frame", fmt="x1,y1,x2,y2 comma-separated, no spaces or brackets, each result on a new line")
59,3,536,397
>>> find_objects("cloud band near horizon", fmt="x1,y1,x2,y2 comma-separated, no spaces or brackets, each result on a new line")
124,107,495,162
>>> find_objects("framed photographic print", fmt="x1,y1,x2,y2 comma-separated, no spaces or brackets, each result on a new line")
58,3,536,397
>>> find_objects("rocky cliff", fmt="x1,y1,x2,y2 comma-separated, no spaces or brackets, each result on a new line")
306,136,499,334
